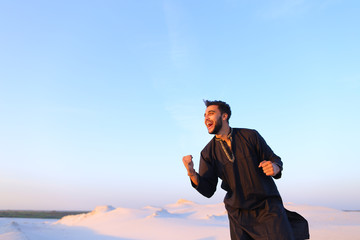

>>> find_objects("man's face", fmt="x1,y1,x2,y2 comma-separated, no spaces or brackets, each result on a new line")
204,105,223,134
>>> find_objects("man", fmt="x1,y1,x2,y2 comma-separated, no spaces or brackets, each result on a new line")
182,100,309,240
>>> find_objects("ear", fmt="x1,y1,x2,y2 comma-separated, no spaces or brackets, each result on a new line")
222,113,228,121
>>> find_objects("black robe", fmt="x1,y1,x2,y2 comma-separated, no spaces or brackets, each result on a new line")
192,128,309,240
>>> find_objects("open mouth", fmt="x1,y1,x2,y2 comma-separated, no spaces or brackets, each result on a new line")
206,121,214,129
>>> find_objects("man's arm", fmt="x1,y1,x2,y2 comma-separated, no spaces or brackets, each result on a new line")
253,130,283,179
182,153,218,198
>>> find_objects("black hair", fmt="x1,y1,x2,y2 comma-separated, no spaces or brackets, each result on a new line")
203,100,231,122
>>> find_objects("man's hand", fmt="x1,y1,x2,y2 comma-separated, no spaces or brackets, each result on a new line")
182,155,195,175
182,155,199,185
258,160,280,177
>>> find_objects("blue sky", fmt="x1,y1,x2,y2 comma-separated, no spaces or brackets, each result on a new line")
0,0,359,210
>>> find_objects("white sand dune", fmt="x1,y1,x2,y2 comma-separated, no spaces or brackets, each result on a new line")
57,199,229,240
0,199,359,240
285,203,360,240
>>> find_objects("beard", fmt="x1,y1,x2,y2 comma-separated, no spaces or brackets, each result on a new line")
210,116,223,134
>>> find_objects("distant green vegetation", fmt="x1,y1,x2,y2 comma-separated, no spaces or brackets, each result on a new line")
0,210,89,219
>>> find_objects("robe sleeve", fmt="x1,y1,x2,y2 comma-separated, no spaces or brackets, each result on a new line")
253,130,283,179
191,150,218,198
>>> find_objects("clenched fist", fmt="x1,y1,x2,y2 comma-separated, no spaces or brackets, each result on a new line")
258,160,280,176
182,155,199,185
182,155,195,175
